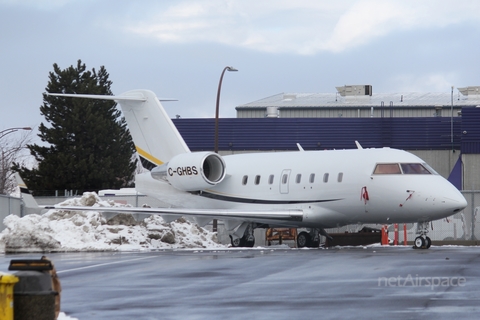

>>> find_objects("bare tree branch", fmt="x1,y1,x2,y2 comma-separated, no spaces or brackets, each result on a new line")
0,130,34,194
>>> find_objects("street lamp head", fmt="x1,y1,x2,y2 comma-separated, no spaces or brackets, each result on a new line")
0,126,33,139
226,66,238,72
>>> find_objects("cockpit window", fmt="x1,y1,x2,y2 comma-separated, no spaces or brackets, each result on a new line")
373,163,433,175
373,163,401,174
422,163,439,175
400,163,431,174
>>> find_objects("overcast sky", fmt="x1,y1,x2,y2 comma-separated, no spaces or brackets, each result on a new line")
1,0,479,141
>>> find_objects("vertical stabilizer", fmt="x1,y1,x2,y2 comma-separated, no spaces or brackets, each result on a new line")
115,90,190,169
48,89,190,170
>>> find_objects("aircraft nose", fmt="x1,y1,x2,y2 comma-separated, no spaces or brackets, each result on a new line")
444,191,468,214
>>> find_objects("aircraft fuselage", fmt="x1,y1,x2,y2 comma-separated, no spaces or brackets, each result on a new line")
136,147,466,229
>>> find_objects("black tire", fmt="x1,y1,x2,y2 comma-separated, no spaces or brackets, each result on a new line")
414,236,425,249
230,236,244,247
425,236,432,249
297,232,311,248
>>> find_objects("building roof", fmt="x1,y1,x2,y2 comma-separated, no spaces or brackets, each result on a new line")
236,91,480,110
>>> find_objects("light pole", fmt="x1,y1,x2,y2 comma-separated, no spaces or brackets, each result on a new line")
214,66,238,154
0,127,32,140
213,66,237,232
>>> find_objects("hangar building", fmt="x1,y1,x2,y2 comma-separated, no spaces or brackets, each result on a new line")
235,85,480,119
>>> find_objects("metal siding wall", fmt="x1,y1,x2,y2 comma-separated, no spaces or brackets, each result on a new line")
239,106,465,119
280,108,445,118
173,117,462,151
237,110,265,118
462,154,480,190
461,108,480,154
0,195,22,231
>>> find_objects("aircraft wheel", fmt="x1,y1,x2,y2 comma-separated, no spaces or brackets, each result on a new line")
414,236,425,249
243,234,255,248
425,237,432,249
230,236,244,247
297,232,311,248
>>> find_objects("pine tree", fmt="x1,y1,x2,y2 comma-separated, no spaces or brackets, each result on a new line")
14,60,137,195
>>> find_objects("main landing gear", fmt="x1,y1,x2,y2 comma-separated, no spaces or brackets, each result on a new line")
297,228,331,248
230,225,332,249
414,221,431,249
230,223,255,248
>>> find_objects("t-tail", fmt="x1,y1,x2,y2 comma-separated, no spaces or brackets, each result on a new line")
47,90,190,170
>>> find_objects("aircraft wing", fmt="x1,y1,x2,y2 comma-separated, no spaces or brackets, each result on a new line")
16,173,303,226
43,204,304,224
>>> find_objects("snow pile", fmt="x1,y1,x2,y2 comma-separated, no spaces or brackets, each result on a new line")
0,192,225,253
58,312,78,320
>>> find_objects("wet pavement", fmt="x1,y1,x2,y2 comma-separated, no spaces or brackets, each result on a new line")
1,246,480,319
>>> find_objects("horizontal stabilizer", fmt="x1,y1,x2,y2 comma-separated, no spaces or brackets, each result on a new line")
47,92,177,102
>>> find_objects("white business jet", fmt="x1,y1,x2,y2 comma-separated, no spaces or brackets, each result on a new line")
33,89,467,249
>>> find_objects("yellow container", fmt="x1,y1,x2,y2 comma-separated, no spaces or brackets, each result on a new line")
0,273,19,320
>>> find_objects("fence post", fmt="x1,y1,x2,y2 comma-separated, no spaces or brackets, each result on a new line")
472,191,475,241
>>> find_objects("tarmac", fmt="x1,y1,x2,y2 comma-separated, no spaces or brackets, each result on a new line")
1,245,480,320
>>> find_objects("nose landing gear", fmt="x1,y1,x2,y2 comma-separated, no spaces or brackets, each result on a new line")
414,221,432,249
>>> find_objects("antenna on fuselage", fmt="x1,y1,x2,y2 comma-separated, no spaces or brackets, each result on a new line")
355,141,363,149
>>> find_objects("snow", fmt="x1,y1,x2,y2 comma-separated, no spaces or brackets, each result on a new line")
0,192,226,253
0,192,228,319
58,312,78,320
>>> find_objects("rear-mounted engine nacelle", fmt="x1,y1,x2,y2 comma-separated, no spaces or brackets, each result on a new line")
151,152,226,191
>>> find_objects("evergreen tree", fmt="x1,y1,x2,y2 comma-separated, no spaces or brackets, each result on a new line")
14,60,137,195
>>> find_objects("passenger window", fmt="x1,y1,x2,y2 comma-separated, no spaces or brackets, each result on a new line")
309,173,315,183
337,172,343,182
401,163,431,174
255,175,261,185
268,175,274,184
296,174,302,183
282,174,288,184
373,163,401,174
242,175,248,185
323,173,329,183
